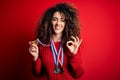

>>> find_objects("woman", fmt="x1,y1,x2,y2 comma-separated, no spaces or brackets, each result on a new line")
29,2,84,80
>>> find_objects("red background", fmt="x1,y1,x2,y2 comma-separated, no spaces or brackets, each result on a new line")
0,0,120,80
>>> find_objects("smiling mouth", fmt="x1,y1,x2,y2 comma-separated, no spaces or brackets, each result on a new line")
55,25,61,30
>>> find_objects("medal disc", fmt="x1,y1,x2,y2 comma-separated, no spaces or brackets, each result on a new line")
54,68,60,74
60,68,64,73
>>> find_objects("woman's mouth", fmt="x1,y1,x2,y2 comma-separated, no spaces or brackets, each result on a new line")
55,25,61,30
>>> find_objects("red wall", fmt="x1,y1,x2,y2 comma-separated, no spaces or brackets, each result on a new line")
0,0,120,80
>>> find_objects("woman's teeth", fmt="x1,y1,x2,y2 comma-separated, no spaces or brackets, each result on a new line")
55,26,61,29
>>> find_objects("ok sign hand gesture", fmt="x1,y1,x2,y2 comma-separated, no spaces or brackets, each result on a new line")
66,36,82,55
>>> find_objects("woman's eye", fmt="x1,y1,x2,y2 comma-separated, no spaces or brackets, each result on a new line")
52,18,57,21
61,19,65,22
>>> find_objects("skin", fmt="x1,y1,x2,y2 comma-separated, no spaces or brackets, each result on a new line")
52,11,65,42
29,11,82,61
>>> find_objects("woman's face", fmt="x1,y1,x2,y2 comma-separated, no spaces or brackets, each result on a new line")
52,11,65,35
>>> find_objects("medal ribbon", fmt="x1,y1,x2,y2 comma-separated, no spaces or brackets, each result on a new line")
36,38,64,67
51,40,64,67
37,38,50,46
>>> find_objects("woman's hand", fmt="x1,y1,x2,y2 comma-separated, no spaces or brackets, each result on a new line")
66,36,82,55
29,41,39,61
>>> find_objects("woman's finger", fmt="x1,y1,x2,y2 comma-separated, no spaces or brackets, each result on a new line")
76,36,80,43
80,39,82,44
29,40,38,45
67,41,74,47
29,47,35,52
29,47,38,55
78,39,82,46
29,41,33,45
32,45,38,49
71,36,76,42
29,43,38,48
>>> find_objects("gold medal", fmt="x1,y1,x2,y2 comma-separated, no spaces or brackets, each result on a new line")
32,39,39,46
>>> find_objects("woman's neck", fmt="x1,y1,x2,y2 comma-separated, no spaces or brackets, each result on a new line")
52,33,62,42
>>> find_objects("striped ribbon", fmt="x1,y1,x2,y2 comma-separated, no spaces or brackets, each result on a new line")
51,40,64,67
36,38,64,67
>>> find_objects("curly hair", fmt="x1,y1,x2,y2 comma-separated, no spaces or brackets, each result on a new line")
35,2,81,47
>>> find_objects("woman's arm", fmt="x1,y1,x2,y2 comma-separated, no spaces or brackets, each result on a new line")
66,36,84,78
68,47,84,79
29,41,41,77
32,58,42,77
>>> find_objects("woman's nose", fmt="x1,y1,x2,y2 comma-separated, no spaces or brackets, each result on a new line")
56,20,61,25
